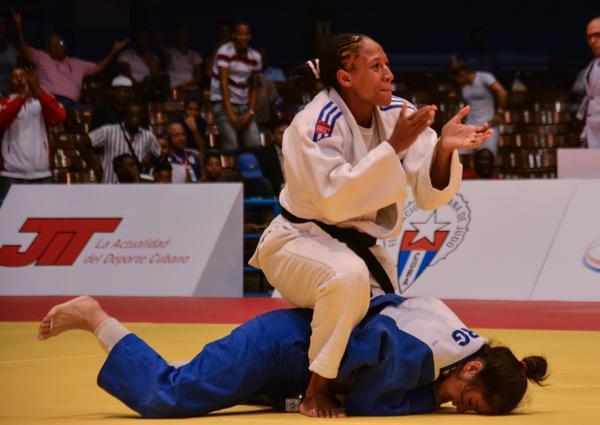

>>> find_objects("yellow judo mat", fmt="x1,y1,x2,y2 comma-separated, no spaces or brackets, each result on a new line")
1,322,599,425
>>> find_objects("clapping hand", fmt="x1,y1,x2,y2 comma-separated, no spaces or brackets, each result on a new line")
112,39,129,53
439,106,493,152
388,104,437,153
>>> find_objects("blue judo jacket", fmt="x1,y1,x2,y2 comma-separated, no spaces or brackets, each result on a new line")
97,295,486,417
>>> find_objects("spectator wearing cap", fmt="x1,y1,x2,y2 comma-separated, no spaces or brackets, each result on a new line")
10,8,128,109
91,75,135,130
156,28,203,90
236,152,274,232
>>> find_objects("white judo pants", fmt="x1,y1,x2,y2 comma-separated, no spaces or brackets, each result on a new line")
248,215,398,379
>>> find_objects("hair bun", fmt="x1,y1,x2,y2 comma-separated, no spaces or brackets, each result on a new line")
521,356,549,385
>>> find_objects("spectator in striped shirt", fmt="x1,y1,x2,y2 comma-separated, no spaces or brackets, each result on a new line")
210,22,262,154
10,8,128,109
0,67,66,198
88,102,161,184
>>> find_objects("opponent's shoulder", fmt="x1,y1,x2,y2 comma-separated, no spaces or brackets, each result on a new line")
292,91,346,142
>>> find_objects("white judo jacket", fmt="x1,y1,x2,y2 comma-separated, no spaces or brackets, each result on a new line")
279,88,462,239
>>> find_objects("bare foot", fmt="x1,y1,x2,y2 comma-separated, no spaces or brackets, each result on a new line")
300,373,345,418
38,296,109,341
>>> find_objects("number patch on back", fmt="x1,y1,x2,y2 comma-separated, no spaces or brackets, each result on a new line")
451,328,480,346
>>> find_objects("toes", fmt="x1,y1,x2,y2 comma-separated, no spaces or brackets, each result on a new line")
38,317,52,340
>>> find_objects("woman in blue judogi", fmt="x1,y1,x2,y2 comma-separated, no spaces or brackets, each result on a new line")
37,295,548,418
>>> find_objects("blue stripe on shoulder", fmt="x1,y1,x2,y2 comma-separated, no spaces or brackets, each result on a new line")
312,101,334,142
380,103,417,112
313,100,341,142
319,111,342,141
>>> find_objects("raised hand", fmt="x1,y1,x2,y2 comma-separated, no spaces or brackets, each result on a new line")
440,106,493,151
112,39,129,53
388,104,437,153
24,67,41,97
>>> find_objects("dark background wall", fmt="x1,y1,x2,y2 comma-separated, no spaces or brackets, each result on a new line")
4,0,597,75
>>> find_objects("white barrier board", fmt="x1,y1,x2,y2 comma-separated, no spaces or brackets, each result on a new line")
0,184,243,296
383,180,600,301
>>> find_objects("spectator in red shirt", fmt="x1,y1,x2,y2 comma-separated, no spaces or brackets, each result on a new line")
10,8,127,109
0,67,66,198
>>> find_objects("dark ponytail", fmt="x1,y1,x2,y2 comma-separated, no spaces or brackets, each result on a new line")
471,344,549,414
284,33,368,104
521,355,548,384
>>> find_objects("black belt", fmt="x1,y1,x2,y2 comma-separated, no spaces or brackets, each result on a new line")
281,208,395,294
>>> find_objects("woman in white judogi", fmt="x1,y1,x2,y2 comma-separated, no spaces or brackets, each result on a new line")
249,33,493,417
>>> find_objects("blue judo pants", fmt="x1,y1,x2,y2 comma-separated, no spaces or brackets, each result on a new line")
97,309,313,418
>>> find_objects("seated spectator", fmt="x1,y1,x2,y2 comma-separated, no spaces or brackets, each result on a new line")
118,30,169,101
473,148,498,179
112,153,140,183
0,18,20,96
235,152,274,232
10,8,127,109
117,30,160,84
165,121,202,182
88,102,160,183
201,149,228,182
0,67,66,198
91,75,135,130
255,120,286,195
152,160,172,183
174,97,206,152
157,135,170,157
157,28,203,90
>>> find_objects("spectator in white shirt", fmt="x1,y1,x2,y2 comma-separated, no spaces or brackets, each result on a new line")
157,28,203,90
88,102,161,184
0,67,66,198
117,30,161,84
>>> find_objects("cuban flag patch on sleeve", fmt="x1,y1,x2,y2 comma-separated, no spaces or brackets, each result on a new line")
313,100,342,142
380,96,417,112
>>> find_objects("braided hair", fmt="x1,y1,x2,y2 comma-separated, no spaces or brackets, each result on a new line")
285,33,368,103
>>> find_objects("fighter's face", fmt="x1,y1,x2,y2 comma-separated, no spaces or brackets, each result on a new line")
340,38,394,107
451,384,493,415
436,361,495,415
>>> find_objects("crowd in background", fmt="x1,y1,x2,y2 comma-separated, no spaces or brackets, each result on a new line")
0,8,598,232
